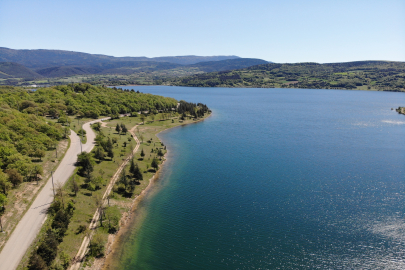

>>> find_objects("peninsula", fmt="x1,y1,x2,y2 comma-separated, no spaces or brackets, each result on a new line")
0,84,210,270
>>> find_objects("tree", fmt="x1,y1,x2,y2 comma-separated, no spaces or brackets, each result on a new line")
129,159,136,176
5,169,23,188
107,148,114,160
151,158,159,171
92,122,101,131
157,149,164,160
133,164,143,181
34,149,45,161
119,168,128,189
0,193,7,232
115,123,121,133
28,253,49,270
92,176,103,190
32,166,43,184
0,193,7,208
140,114,146,124
0,172,11,195
139,134,144,143
105,205,120,233
106,137,113,150
94,194,104,227
94,146,106,162
59,251,70,270
121,124,128,134
55,183,67,208
89,232,105,257
37,231,58,265
140,148,145,159
78,128,86,137
77,152,95,179
129,159,143,183
63,127,70,139
150,114,155,122
71,176,79,196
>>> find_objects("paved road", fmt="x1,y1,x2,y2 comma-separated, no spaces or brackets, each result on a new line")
0,119,103,270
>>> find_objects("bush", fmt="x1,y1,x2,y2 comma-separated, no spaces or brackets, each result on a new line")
105,205,121,233
89,233,105,257
28,253,49,270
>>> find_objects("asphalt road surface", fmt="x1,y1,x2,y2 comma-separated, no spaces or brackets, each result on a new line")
0,119,102,270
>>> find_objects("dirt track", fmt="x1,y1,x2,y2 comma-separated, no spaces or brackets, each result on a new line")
69,124,140,270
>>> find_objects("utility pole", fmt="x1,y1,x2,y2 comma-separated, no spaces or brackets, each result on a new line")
80,134,83,153
51,171,55,197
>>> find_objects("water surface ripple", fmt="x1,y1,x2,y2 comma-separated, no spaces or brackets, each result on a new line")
112,87,404,269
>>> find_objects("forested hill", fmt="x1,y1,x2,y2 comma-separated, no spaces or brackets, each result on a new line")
0,62,43,79
0,84,191,214
0,47,239,69
161,61,405,92
186,58,269,72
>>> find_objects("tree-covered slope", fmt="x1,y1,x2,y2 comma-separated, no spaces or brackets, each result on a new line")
35,66,103,78
162,61,405,92
0,84,182,224
186,58,269,72
0,62,43,79
0,47,239,69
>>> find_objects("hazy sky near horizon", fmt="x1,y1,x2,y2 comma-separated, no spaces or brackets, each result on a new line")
0,0,404,63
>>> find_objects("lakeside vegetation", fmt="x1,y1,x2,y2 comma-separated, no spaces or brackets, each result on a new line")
396,107,405,115
161,61,405,92
0,83,210,269
21,110,210,270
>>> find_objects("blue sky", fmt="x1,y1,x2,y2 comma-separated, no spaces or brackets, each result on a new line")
0,0,404,63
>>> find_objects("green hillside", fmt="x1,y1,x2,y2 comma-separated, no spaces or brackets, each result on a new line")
185,58,269,72
0,62,43,79
0,47,239,69
162,61,405,92
0,83,179,199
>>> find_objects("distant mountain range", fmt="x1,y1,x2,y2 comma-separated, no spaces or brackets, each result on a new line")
0,47,242,68
0,48,269,81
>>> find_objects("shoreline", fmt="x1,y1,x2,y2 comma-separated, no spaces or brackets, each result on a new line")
93,114,212,270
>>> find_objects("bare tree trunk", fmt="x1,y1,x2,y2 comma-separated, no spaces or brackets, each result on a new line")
99,208,103,227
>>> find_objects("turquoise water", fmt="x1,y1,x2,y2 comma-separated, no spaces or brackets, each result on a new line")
113,87,404,269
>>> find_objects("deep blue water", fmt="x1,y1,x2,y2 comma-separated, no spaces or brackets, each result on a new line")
113,87,405,269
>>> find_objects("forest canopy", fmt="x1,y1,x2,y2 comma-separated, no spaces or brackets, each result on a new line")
0,83,183,199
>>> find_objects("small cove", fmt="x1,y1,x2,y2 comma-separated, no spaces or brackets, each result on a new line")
108,87,405,269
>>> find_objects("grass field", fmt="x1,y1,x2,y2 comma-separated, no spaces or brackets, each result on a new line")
17,111,210,269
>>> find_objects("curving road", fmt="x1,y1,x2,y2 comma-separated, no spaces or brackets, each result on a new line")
0,119,104,270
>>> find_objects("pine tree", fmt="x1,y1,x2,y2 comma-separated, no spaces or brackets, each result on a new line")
107,148,114,160
151,158,159,171
134,165,143,181
129,159,136,175
115,124,121,133
121,125,128,134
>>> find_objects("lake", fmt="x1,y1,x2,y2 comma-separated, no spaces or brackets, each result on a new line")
108,86,405,269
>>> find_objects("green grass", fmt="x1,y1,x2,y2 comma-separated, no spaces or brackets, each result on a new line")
17,112,210,269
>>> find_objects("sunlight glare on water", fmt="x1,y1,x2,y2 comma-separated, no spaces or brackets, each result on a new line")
109,87,405,269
